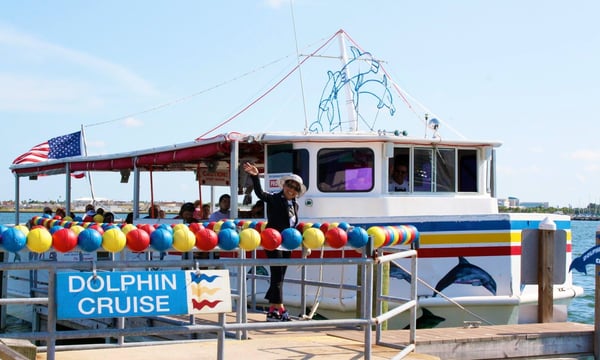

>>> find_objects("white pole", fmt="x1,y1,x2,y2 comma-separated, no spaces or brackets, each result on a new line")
80,125,96,205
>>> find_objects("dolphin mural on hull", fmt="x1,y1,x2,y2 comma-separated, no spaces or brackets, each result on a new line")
434,257,497,296
404,308,446,329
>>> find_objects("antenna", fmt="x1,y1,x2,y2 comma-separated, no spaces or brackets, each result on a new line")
289,0,309,132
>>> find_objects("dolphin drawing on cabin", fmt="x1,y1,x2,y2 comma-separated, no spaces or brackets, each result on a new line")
569,244,600,274
433,257,497,296
403,308,446,329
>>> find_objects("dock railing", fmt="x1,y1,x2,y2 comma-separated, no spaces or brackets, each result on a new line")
0,241,418,360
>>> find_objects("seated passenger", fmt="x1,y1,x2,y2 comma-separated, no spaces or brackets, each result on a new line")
389,163,409,192
208,194,231,222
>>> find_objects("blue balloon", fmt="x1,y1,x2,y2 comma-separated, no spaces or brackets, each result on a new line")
281,228,302,250
218,228,239,250
78,228,103,252
220,220,236,231
150,228,173,251
337,222,350,231
49,225,63,234
347,227,369,248
2,227,27,252
157,223,174,234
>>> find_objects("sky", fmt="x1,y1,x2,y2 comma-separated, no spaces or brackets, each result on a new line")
1,0,599,208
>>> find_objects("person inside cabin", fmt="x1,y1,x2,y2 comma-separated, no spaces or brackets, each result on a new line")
201,204,211,220
158,209,166,219
124,212,134,224
389,159,409,192
55,207,66,219
144,204,161,219
82,204,95,222
193,200,203,221
42,206,53,218
251,200,265,218
243,162,306,322
176,202,198,224
103,212,115,224
208,194,231,222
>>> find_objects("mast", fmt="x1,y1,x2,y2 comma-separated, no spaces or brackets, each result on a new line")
338,31,358,132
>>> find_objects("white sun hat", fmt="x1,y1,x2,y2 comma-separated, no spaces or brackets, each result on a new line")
278,174,307,197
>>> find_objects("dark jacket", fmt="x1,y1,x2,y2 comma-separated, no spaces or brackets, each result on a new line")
250,175,298,232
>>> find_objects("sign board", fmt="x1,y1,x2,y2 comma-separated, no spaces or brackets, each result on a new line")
56,270,231,319
266,173,288,192
198,169,230,186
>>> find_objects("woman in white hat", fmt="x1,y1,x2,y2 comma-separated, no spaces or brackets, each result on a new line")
242,162,306,322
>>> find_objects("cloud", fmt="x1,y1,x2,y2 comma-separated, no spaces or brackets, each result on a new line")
569,149,600,161
0,25,159,111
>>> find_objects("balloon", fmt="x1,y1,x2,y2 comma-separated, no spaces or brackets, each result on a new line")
260,228,282,250
2,227,27,252
14,225,29,237
53,228,78,253
239,228,261,250
188,222,204,234
78,228,103,252
103,228,127,252
150,228,173,252
126,228,150,252
121,224,137,235
325,227,348,249
220,220,236,231
281,228,302,250
27,227,52,253
218,228,239,250
195,228,218,251
347,227,368,248
367,226,387,248
302,227,325,249
172,228,196,252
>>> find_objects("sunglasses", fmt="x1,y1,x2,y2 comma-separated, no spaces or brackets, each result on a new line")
285,181,301,192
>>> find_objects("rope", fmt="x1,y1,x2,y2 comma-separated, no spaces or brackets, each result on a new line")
391,259,495,325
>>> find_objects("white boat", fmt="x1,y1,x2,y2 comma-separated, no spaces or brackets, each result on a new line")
7,30,582,329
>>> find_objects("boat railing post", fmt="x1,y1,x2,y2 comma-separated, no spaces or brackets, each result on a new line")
538,217,556,323
595,225,600,359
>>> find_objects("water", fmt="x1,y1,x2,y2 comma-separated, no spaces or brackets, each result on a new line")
0,212,596,325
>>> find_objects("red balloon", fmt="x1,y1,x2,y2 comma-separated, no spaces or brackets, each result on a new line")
88,223,104,235
188,222,204,234
319,223,330,233
52,228,78,252
138,224,155,236
126,228,150,252
206,221,216,230
195,228,218,251
261,228,282,250
325,227,348,249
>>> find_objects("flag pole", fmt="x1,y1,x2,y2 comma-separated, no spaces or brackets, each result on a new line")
81,125,96,206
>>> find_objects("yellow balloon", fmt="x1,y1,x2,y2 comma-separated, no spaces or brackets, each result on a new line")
102,228,126,252
172,229,195,252
70,225,85,235
367,226,387,248
173,223,188,233
93,214,104,223
121,224,136,235
239,228,261,250
26,228,52,253
213,220,223,233
14,225,29,236
63,216,73,221
302,227,325,249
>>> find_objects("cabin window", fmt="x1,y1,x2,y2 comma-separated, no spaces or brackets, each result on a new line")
317,148,374,192
389,147,410,192
392,146,479,194
266,145,310,189
458,149,478,192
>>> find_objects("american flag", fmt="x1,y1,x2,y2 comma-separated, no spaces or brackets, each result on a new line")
12,131,85,178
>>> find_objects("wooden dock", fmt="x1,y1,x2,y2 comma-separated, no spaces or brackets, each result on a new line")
28,316,594,360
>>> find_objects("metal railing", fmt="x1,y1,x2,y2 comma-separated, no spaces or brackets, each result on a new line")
0,242,418,360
